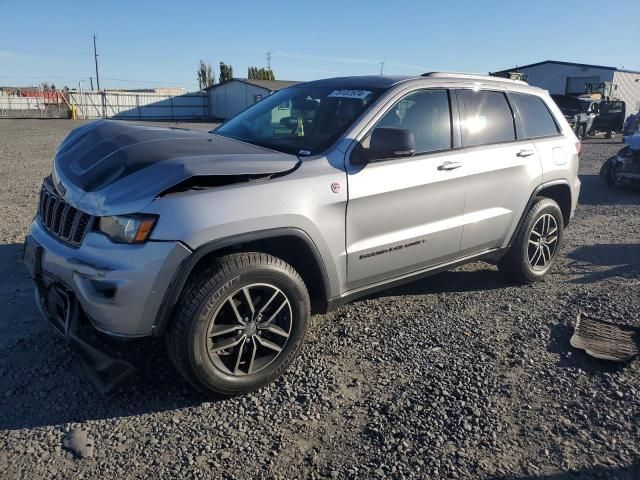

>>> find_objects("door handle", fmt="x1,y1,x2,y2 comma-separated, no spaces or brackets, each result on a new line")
437,161,463,171
516,149,536,158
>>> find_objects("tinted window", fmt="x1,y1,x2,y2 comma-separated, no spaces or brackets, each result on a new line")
458,90,515,146
512,93,559,138
376,89,451,153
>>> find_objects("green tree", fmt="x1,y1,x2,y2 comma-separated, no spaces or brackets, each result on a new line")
248,67,275,80
219,62,233,82
197,60,215,89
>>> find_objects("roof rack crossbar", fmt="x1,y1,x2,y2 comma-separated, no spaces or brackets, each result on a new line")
421,72,528,85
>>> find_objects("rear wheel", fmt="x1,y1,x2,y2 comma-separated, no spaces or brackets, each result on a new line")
498,198,564,284
166,252,310,396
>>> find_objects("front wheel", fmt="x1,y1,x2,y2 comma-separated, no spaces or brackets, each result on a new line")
498,198,564,284
166,252,310,396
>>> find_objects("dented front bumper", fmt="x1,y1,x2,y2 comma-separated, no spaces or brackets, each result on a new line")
27,219,191,337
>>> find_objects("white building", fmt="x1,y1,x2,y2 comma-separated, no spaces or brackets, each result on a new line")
492,60,640,114
206,79,300,120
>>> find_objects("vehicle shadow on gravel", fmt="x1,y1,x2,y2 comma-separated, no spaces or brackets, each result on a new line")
487,460,640,480
365,264,508,299
566,243,640,284
577,174,640,206
0,334,212,431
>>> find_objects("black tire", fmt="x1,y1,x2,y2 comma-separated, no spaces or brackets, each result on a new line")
599,157,617,188
498,198,564,284
166,252,310,396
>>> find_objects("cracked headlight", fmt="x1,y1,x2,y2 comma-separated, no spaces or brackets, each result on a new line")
98,214,157,244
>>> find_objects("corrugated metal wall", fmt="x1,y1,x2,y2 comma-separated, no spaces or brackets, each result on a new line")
0,95,68,118
68,91,209,119
613,71,640,114
209,81,270,119
514,63,615,95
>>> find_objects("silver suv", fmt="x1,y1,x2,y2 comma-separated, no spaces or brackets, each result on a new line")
24,73,581,395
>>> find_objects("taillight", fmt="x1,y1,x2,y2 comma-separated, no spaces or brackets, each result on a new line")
575,141,582,157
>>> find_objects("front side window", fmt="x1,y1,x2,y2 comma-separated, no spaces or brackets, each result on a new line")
215,86,382,156
512,93,560,138
374,89,451,154
458,90,516,147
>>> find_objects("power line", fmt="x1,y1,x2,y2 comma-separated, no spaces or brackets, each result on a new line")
0,74,192,86
0,47,92,56
271,50,433,73
273,50,379,64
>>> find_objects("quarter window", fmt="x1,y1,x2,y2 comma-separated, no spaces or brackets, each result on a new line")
512,93,560,138
458,90,515,147
375,89,451,154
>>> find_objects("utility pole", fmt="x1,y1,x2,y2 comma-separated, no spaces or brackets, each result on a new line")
380,60,385,75
90,77,94,90
93,34,101,91
266,50,273,70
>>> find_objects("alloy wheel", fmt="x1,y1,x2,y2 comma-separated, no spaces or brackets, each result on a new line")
527,213,559,271
206,283,292,376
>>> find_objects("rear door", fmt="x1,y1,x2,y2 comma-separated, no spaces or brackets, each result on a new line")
345,89,467,290
510,92,571,185
456,89,542,256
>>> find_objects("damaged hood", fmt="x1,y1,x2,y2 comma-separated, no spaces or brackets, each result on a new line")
52,120,300,216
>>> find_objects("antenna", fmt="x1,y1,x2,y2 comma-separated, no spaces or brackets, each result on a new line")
380,60,385,75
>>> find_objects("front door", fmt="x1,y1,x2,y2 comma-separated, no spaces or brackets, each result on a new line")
345,89,467,290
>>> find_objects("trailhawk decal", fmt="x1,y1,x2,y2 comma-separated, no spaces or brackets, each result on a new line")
359,239,425,260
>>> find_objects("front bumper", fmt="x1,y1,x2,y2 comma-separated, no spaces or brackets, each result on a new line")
28,219,191,337
32,284,137,393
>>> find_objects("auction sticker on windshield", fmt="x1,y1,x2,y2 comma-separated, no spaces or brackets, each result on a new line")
328,89,372,99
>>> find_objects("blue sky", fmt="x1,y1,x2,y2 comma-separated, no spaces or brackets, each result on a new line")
1,0,638,91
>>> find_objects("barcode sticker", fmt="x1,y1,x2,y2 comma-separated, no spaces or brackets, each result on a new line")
328,89,372,99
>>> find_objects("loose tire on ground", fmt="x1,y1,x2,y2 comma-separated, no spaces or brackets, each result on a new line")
498,198,564,284
166,252,310,396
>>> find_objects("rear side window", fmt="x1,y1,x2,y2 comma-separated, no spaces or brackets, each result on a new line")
512,93,560,138
458,90,515,147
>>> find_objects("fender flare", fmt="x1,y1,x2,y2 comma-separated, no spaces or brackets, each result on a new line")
505,179,572,250
152,227,331,336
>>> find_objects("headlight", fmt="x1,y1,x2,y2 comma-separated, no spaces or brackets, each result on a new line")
98,214,157,244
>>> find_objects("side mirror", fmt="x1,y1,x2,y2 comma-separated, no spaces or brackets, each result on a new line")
368,127,415,162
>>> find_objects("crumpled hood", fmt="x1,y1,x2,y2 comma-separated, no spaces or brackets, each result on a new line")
52,120,300,216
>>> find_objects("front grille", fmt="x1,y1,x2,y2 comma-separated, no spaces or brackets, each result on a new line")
38,180,95,247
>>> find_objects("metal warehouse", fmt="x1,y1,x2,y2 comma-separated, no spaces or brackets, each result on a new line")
207,79,300,120
492,60,640,114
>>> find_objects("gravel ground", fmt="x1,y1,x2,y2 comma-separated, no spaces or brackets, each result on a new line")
0,119,638,479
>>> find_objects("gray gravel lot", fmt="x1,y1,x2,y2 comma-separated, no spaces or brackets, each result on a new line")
0,119,638,479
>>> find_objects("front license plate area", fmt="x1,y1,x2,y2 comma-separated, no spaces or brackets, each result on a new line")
23,236,43,278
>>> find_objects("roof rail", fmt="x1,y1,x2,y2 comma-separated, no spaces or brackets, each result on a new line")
421,72,528,85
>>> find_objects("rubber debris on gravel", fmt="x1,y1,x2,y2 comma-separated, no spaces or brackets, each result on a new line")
570,313,640,361
62,429,95,459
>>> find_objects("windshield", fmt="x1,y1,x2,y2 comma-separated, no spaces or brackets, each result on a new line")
213,86,382,156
